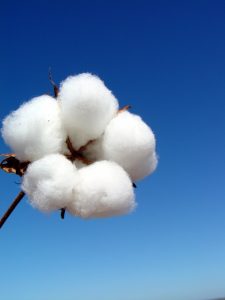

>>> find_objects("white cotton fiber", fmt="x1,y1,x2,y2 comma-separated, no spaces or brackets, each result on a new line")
1,95,66,162
22,154,78,212
74,159,86,170
59,73,118,149
68,161,135,218
86,111,158,181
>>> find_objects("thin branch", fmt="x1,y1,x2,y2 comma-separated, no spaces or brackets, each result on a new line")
118,105,131,114
0,191,25,229
48,68,59,98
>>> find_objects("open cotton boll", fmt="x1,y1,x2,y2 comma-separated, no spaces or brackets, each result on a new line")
68,161,135,218
59,73,119,149
1,95,66,162
89,111,158,181
22,154,78,212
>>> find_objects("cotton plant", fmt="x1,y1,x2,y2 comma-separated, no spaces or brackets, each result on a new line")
0,72,158,228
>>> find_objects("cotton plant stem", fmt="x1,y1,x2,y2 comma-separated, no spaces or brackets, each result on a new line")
0,191,25,229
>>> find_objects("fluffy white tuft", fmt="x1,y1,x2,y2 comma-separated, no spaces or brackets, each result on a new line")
73,159,86,169
68,161,135,218
85,111,158,181
22,154,78,212
59,73,118,149
1,95,66,162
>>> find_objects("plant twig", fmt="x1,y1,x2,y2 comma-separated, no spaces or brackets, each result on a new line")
48,68,59,98
118,105,131,114
0,191,25,229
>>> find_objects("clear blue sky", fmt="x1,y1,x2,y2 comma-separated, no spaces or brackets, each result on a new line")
0,1,225,299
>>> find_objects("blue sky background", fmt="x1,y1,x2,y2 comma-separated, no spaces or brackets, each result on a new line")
0,1,225,299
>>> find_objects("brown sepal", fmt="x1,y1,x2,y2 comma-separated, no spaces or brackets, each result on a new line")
0,156,29,176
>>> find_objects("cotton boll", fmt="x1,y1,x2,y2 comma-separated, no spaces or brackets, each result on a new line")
59,73,119,149
88,111,158,181
1,95,66,162
68,161,135,218
22,154,78,212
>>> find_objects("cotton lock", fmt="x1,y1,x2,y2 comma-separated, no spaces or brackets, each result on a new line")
84,111,158,181
68,161,135,218
59,73,118,149
2,95,66,162
22,154,78,212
